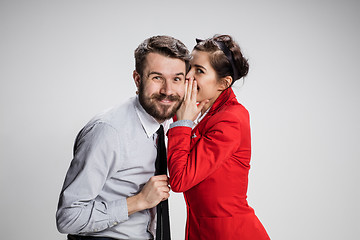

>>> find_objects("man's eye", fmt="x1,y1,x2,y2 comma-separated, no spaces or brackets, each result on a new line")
174,77,182,81
153,76,161,80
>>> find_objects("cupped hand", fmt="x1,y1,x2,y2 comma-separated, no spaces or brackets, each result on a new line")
176,78,209,121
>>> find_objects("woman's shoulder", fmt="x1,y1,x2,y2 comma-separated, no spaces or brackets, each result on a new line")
220,99,249,120
204,104,249,131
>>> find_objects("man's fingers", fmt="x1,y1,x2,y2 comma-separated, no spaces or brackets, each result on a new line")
161,192,170,201
149,175,170,188
159,185,171,193
151,175,168,181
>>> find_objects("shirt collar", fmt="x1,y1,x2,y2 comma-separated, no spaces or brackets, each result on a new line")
134,96,172,138
194,107,210,126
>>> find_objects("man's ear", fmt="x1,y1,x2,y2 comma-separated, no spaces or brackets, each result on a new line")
133,70,141,88
219,76,233,90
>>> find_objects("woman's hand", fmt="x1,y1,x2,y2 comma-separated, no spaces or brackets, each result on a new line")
176,77,209,121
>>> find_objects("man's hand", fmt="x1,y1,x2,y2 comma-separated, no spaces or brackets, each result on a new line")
127,175,170,215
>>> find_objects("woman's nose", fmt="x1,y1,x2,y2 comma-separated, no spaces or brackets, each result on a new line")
186,69,195,79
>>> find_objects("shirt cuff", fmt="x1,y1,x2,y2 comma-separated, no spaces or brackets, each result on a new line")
170,120,194,129
108,198,129,225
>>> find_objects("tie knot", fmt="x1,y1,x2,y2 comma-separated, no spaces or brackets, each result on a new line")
157,125,164,135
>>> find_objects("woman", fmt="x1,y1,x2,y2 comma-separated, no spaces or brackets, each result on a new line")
167,35,270,239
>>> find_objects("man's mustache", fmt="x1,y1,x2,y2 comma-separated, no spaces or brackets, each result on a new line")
152,94,181,102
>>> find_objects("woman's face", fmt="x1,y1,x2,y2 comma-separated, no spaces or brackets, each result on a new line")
186,50,224,108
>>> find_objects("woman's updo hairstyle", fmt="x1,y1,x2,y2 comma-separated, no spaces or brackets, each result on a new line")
194,34,249,87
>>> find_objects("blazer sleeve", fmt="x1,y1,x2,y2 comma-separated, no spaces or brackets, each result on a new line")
167,110,243,192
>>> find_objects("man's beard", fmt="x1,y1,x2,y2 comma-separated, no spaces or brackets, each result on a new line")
138,81,183,121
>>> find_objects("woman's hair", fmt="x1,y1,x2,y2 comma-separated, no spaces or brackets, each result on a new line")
135,35,191,78
194,34,249,87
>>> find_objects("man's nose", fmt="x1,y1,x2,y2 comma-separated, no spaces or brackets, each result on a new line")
160,79,174,95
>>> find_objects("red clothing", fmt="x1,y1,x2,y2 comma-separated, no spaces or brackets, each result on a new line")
167,88,270,240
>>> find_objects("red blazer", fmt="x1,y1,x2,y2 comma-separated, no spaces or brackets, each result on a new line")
167,88,270,240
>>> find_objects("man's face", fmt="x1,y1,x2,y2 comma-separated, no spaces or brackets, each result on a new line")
134,52,186,122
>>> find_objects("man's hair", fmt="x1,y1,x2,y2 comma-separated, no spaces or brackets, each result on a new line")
134,35,191,77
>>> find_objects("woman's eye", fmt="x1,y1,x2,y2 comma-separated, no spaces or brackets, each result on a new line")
196,69,204,74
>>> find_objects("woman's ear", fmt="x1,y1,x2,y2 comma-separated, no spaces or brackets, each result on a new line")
219,76,233,90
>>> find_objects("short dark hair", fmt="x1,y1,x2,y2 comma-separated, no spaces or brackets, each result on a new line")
134,35,191,77
194,34,249,86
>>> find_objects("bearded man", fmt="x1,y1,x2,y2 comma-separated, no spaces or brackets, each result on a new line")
56,35,190,240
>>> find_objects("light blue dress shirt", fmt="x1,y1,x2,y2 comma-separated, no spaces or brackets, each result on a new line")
56,96,170,239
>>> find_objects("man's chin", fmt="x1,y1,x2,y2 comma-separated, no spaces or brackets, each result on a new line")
153,104,179,120
140,97,181,121
156,108,176,120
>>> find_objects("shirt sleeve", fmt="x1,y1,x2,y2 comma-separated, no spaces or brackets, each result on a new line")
56,122,128,234
169,119,195,129
167,111,242,192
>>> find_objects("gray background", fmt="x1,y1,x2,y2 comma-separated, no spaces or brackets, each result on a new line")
1,0,359,239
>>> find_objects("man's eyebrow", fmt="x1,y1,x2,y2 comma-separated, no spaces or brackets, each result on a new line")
148,71,163,77
148,72,185,77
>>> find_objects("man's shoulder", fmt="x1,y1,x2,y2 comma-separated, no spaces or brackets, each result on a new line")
86,97,138,130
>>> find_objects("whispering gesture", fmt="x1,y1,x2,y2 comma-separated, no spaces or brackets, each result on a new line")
176,77,209,121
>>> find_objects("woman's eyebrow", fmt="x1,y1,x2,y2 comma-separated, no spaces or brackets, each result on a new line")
194,64,206,71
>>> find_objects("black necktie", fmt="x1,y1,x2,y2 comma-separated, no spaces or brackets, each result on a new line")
155,125,171,240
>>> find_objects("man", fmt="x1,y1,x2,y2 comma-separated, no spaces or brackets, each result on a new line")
56,35,190,240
